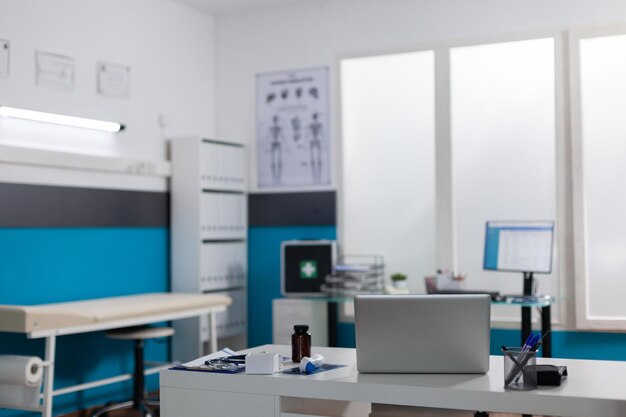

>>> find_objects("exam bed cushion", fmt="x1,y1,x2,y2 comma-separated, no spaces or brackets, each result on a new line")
0,293,232,333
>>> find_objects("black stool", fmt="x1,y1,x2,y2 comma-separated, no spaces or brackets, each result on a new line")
93,326,174,417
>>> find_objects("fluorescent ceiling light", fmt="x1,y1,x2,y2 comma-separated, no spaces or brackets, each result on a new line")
0,105,125,133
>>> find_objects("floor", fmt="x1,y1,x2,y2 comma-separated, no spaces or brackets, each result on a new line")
58,392,525,417
59,395,160,417
61,405,159,417
63,406,524,417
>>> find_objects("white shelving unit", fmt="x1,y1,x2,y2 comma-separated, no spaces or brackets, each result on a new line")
170,137,247,361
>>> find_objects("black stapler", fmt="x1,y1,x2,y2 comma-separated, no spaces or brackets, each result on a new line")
525,364,568,386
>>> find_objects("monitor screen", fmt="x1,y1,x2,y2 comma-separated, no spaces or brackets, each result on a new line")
483,221,554,274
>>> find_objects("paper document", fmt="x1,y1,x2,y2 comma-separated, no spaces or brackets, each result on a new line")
36,51,75,91
98,62,130,98
172,348,245,373
182,347,237,368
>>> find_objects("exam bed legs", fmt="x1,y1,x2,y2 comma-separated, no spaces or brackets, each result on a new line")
209,311,218,353
42,336,56,417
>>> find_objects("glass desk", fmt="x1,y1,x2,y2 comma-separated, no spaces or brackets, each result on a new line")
300,293,555,357
493,294,554,358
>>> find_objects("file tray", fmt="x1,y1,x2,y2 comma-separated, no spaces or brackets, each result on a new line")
322,254,385,296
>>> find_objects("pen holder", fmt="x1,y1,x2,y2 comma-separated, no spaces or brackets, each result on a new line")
503,348,537,391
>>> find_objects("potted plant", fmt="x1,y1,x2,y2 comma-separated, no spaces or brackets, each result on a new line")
390,273,407,289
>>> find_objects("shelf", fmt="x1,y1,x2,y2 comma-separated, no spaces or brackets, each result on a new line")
171,137,248,358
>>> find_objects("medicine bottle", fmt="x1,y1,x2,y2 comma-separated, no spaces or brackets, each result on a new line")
291,324,311,362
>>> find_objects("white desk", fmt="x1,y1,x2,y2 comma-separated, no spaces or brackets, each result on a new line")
160,344,626,417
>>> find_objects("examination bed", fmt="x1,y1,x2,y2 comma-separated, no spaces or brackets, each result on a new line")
0,292,231,417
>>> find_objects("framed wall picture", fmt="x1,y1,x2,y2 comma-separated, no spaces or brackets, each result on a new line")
97,61,130,98
36,51,74,91
256,67,330,188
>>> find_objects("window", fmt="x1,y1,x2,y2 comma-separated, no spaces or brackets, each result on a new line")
340,51,436,291
337,30,626,330
572,27,626,329
450,38,559,321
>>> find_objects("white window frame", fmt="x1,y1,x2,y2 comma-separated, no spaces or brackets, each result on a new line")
337,30,572,329
447,33,570,329
569,23,626,330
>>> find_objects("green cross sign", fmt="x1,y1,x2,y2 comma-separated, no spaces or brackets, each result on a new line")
300,260,318,279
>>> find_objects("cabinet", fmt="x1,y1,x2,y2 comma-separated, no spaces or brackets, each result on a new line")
272,298,328,347
170,137,247,361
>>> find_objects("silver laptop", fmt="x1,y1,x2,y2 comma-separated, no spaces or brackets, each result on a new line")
354,295,490,373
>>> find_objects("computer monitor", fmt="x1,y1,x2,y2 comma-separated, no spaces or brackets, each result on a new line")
483,220,554,294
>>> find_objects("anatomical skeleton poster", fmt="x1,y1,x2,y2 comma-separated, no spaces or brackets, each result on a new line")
256,67,330,188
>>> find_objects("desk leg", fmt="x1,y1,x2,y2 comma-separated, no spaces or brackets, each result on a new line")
208,311,218,353
541,305,552,358
521,306,531,348
42,335,56,417
328,302,337,348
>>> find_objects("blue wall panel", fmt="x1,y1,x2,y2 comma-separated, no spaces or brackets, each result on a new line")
8,224,626,416
329,323,626,362
248,226,336,347
491,328,626,361
0,228,169,417
247,224,626,359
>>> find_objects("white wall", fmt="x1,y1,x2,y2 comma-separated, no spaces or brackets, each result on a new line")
0,0,215,160
214,0,626,300
215,0,626,174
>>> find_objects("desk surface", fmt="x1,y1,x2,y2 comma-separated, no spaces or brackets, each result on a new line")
295,294,554,307
161,344,626,417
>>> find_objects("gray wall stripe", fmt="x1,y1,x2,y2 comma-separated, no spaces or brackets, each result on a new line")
248,191,336,227
0,183,168,227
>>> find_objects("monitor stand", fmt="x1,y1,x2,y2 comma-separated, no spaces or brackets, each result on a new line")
521,271,534,347
523,271,534,296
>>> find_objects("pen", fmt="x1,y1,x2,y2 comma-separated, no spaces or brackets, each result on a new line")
504,333,538,386
532,330,550,352
205,354,247,366
512,337,540,384
504,351,531,386
506,331,551,386
512,333,546,384
501,346,524,366
221,354,247,364
521,332,540,352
